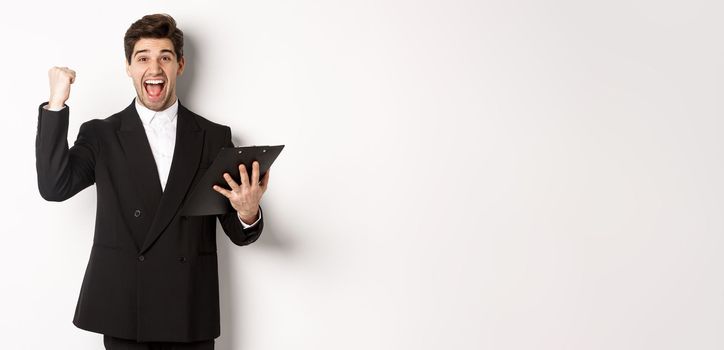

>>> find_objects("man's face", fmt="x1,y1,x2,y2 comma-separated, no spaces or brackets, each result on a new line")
126,38,185,111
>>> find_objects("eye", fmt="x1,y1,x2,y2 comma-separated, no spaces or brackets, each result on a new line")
162,56,172,61
137,57,148,62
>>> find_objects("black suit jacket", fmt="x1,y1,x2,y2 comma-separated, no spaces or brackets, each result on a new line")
35,100,263,342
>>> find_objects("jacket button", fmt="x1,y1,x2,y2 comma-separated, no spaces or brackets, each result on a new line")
134,209,142,218
138,255,145,262
178,256,187,263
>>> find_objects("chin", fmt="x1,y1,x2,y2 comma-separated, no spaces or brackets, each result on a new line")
140,97,164,110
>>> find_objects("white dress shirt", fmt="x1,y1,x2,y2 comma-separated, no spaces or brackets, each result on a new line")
135,99,178,191
46,101,260,227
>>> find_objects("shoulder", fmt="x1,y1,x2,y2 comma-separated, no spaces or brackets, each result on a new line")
80,111,121,132
75,103,133,141
180,104,231,134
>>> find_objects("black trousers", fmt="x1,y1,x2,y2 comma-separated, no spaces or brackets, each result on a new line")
103,335,214,350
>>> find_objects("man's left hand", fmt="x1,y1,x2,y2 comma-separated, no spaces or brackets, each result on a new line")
212,161,270,223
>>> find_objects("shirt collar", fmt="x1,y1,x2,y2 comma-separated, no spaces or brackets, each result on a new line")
134,98,179,125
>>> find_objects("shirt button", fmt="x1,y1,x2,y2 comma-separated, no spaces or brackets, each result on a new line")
134,209,142,218
138,255,145,262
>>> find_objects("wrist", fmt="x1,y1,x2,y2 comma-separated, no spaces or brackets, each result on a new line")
48,99,65,110
238,210,258,224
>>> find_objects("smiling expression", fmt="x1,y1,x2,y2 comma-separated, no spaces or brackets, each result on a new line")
126,38,185,111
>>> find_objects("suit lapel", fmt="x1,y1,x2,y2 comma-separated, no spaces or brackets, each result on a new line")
116,102,163,250
141,103,205,253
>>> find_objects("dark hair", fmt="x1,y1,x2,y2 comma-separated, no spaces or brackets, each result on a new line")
124,14,184,64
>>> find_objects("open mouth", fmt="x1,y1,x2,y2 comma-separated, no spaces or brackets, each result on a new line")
144,79,165,100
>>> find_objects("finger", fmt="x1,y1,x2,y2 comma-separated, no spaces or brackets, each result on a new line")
212,184,232,198
223,173,240,191
260,169,270,190
251,161,260,185
239,163,250,187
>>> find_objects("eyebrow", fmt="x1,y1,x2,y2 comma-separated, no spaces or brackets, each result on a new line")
133,49,176,58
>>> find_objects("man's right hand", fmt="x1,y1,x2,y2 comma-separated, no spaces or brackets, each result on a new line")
48,66,76,110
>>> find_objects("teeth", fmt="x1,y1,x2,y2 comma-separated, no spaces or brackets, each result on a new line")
145,79,164,84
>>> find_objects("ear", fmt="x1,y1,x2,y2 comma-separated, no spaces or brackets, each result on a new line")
177,56,185,76
125,58,131,77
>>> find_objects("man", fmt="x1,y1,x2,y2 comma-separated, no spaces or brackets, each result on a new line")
35,14,268,350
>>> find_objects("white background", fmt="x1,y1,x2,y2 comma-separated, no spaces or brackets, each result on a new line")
1,0,723,349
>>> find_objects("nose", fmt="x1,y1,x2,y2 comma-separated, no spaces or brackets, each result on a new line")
148,59,163,74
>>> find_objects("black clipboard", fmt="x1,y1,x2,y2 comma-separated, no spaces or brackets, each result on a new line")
181,145,284,216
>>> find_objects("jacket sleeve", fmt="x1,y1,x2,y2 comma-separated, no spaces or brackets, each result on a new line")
216,126,264,246
36,103,98,201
